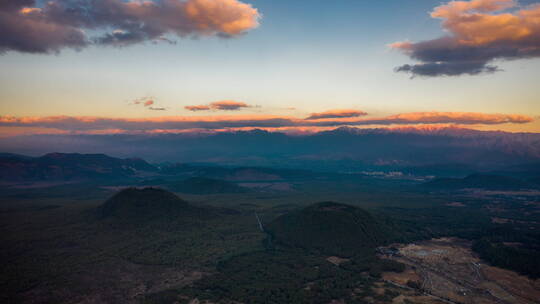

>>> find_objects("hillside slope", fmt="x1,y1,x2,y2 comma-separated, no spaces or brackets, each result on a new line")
267,201,394,256
98,187,199,221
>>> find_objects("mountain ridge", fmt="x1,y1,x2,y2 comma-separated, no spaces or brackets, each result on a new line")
2,127,538,170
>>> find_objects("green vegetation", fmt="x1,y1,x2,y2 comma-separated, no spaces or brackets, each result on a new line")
2,174,539,303
146,250,404,304
99,187,194,221
472,226,540,278
145,201,405,303
0,189,265,303
267,201,395,256
473,239,540,278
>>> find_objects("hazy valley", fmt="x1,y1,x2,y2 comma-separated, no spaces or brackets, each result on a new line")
1,145,539,303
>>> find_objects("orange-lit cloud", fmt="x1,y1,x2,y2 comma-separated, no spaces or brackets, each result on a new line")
391,0,540,76
0,0,261,54
306,109,368,120
185,105,212,111
210,100,249,110
133,98,154,106
0,111,533,135
132,97,166,110
183,0,260,36
185,100,251,111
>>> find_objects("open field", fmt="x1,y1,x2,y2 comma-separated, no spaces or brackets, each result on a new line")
379,238,540,304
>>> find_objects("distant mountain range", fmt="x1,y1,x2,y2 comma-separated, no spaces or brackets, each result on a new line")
1,127,539,173
0,152,317,184
2,151,540,192
0,152,156,182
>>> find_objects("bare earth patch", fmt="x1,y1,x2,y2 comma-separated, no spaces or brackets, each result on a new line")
326,256,350,266
378,237,540,304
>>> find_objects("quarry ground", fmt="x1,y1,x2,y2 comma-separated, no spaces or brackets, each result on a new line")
378,238,540,304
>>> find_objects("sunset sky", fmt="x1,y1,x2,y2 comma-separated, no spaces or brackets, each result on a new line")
1,0,540,135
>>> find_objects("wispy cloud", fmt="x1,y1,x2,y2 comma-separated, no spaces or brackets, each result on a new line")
391,0,540,77
0,0,261,54
132,97,154,106
185,100,251,111
185,105,211,111
131,97,169,110
0,112,532,134
306,109,368,120
210,100,249,111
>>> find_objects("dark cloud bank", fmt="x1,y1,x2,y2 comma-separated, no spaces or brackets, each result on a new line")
0,0,260,54
392,0,540,77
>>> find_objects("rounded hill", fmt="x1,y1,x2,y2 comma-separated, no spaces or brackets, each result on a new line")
267,202,394,256
98,187,195,221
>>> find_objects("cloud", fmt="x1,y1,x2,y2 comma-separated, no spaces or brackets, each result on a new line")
132,97,167,110
0,1,35,11
0,112,532,134
391,0,540,77
132,97,155,107
306,109,368,120
185,100,250,111
185,105,211,111
0,115,296,131
210,100,249,110
0,0,261,54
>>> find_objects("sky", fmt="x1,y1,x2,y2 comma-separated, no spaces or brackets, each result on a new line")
0,0,539,135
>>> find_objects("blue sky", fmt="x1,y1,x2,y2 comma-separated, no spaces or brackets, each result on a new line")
0,0,539,133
